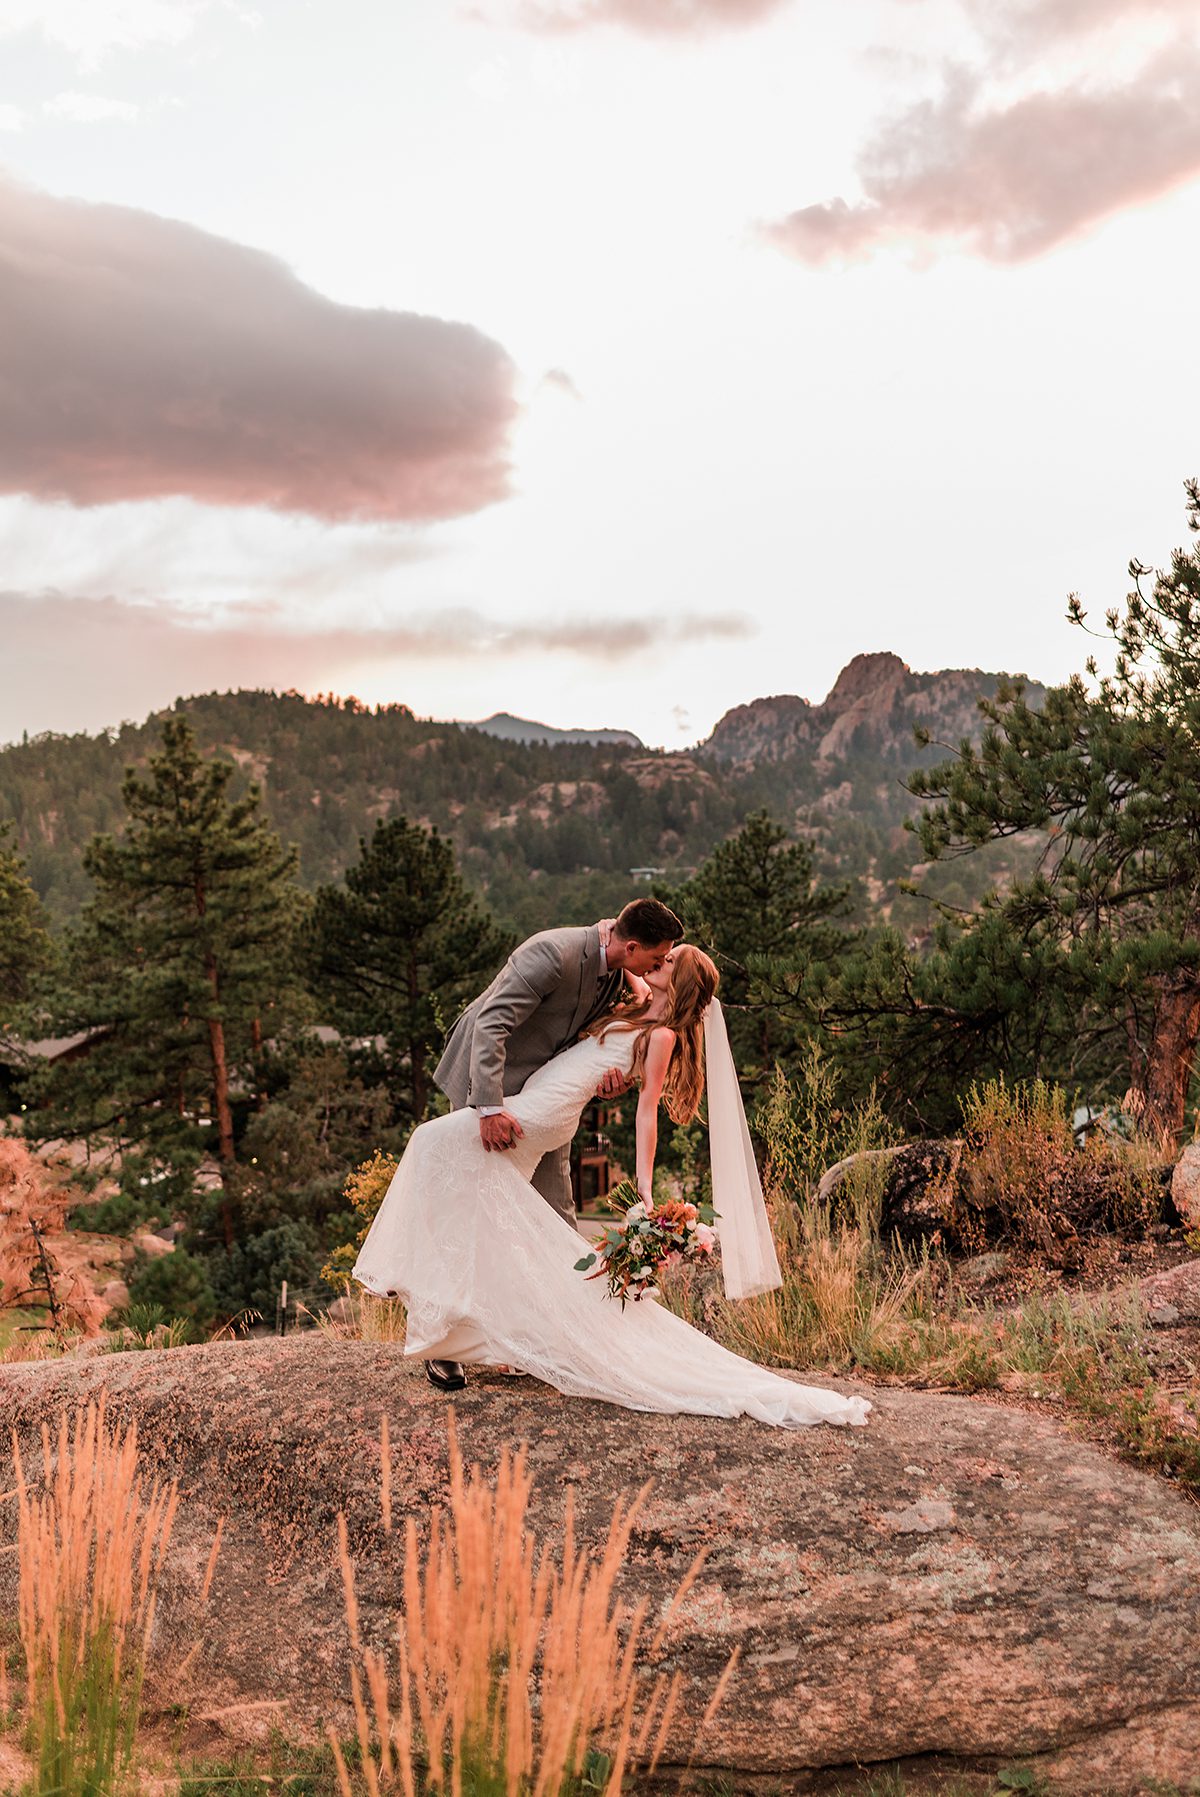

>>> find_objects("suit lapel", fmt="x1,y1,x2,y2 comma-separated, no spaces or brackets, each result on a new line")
566,925,604,1042
596,963,625,1015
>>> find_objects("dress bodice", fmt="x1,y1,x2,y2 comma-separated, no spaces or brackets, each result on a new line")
504,1026,639,1165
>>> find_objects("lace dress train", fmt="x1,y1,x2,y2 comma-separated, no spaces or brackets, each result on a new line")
353,1030,871,1430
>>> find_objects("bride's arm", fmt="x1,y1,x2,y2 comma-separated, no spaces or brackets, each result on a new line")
595,969,652,1100
635,1026,676,1206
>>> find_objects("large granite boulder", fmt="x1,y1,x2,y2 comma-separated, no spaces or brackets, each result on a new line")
816,1140,961,1244
1,1338,1199,1791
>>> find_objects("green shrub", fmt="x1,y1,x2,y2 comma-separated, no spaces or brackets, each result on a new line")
755,1042,897,1203
206,1220,321,1317
75,1188,157,1236
945,1074,1162,1254
125,1247,217,1327
105,1300,197,1350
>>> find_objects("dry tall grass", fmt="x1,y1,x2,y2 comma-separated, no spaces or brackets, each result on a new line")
665,1051,935,1373
669,1058,1173,1397
947,1075,1163,1252
311,1294,409,1344
0,1328,78,1366
331,1416,729,1796
679,1188,940,1373
11,1397,179,1797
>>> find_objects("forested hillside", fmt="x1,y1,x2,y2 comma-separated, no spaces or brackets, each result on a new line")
0,655,1042,936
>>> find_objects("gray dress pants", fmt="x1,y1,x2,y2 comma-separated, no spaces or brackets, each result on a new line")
531,1142,575,1228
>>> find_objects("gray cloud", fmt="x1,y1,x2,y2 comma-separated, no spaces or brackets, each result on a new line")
766,49,1200,265
0,589,755,741
511,0,787,34
0,175,518,521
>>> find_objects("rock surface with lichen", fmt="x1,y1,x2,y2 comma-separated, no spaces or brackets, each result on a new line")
1,1336,1199,1791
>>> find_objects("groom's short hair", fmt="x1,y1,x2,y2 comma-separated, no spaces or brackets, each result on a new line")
613,898,684,946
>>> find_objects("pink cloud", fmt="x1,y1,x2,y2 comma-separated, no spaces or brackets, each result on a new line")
965,0,1199,52
0,176,518,521
0,589,756,741
510,0,1194,42
512,0,786,34
766,51,1200,265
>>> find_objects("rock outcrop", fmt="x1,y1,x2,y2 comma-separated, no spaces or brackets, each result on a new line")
703,654,1046,770
816,1140,960,1244
1,1338,1199,1790
1141,1256,1200,1321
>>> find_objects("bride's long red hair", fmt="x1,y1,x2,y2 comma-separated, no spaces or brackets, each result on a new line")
586,944,719,1123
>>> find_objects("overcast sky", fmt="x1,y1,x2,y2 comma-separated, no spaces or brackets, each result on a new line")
2,0,1198,747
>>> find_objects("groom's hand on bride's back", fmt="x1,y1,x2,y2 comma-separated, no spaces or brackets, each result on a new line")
479,1110,524,1152
595,1069,631,1099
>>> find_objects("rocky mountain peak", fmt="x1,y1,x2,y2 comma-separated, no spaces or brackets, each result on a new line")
822,652,910,712
702,654,1043,768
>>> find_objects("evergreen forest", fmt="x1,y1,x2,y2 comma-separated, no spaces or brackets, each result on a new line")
3,481,1200,1330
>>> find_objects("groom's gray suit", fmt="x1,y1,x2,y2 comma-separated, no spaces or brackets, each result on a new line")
434,924,624,1225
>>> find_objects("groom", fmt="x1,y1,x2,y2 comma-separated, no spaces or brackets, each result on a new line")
429,896,684,1389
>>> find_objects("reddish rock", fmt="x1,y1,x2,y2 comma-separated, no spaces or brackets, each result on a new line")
703,658,1047,771
0,1338,1198,1791
132,1231,175,1260
1140,1257,1200,1321
1171,1145,1200,1232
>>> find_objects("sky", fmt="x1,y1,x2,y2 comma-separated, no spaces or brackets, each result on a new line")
1,0,1198,749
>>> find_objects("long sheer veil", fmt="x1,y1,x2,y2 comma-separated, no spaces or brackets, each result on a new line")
702,998,782,1300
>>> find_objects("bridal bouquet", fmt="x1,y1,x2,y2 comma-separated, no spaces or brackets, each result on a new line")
574,1179,718,1306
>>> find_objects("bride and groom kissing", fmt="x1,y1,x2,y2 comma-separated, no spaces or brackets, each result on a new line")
353,898,871,1431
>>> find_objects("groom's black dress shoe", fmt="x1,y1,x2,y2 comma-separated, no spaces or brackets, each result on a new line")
425,1358,466,1392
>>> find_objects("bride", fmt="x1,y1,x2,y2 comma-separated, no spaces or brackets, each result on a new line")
353,945,871,1430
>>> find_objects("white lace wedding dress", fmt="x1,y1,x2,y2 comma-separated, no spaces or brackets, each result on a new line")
353,1026,871,1430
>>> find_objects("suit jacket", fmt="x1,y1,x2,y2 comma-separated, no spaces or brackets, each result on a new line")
434,925,624,1111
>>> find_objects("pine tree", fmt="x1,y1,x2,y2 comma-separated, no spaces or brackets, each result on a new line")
821,910,1079,1135
301,817,511,1127
27,719,301,1242
664,811,854,1084
893,480,1200,1148
0,821,52,1035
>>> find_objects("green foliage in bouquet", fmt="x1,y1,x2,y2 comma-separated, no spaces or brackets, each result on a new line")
574,1179,718,1307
